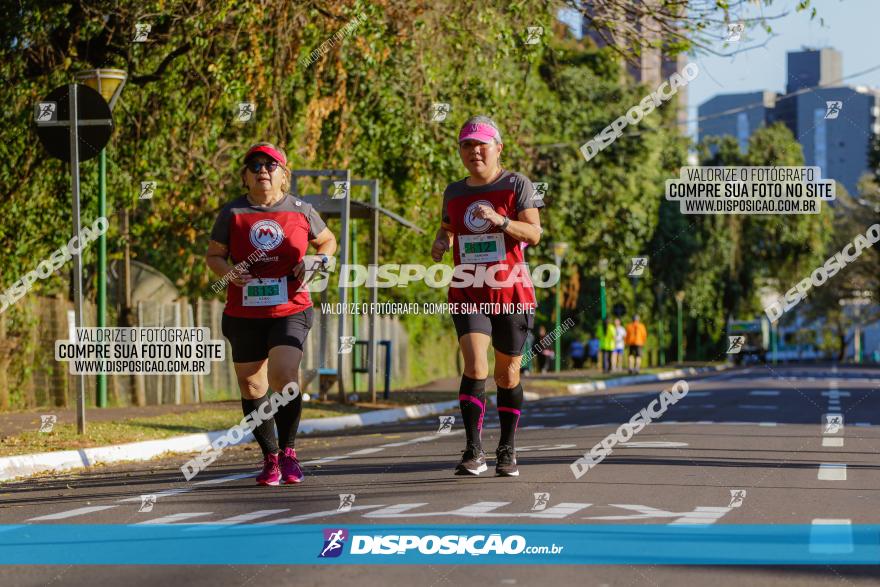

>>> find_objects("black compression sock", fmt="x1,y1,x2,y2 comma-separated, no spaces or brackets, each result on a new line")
496,383,524,448
275,391,303,450
242,395,279,456
458,375,487,449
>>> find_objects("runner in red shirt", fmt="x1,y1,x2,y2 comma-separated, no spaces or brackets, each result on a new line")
206,142,336,486
431,116,544,477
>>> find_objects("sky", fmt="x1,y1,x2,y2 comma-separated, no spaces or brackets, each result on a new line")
559,0,880,139
686,0,880,138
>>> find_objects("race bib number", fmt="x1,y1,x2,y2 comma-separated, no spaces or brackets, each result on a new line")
458,233,506,264
242,277,288,306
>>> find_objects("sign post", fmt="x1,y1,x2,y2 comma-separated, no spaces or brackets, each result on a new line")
35,83,113,434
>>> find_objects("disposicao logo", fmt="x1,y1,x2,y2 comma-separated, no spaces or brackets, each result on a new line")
319,528,348,558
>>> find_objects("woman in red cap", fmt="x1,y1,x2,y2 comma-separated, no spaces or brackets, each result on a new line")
206,142,337,485
431,116,544,477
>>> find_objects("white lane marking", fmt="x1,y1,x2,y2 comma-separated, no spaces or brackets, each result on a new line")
822,438,844,447
27,505,118,521
555,424,578,429
749,390,780,396
684,392,711,398
136,512,214,525
740,405,779,410
529,412,568,419
516,444,577,452
381,432,462,448
193,472,256,486
818,464,847,481
855,423,872,427
185,509,290,530
619,442,688,448
821,391,850,397
302,456,348,465
521,425,546,430
587,504,732,525
118,488,192,503
363,501,592,520
695,420,715,425
348,448,385,456
759,422,777,427
255,505,385,526
810,519,853,554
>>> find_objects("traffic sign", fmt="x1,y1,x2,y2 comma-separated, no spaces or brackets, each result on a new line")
34,84,112,162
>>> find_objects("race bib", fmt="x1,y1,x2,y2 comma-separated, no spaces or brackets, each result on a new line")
458,233,506,264
242,277,288,306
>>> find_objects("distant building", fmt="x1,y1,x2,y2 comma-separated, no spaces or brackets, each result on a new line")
698,91,776,153
582,0,688,132
698,48,880,195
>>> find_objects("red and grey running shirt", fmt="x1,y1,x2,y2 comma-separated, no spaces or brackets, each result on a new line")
210,194,326,318
441,170,544,308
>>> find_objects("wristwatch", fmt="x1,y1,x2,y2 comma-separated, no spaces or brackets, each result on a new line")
318,254,330,269
500,216,511,230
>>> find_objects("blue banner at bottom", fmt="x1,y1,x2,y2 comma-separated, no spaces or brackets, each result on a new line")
0,524,876,564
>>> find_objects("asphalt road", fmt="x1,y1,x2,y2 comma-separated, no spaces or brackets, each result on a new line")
2,364,880,586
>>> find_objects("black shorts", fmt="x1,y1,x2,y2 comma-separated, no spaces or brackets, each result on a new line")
221,308,314,363
451,312,535,356
629,345,643,357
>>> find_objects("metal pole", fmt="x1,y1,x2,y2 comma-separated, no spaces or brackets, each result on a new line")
676,298,683,364
658,317,665,365
554,276,561,372
351,219,358,394
771,324,778,365
600,276,607,321
69,84,86,434
97,148,107,407
336,170,351,401
368,181,379,404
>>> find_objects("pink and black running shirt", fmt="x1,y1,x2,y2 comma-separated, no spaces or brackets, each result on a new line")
210,194,326,318
441,170,544,307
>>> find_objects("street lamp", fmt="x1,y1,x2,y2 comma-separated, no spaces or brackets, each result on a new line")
75,69,127,409
553,242,569,372
839,291,873,363
674,290,685,364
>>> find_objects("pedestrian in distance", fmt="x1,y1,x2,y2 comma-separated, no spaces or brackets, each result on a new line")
625,314,648,374
613,317,626,372
569,338,586,369
600,319,615,373
206,142,337,486
587,335,600,369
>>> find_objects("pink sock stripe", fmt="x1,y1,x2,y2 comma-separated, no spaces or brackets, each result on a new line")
497,406,521,415
459,394,485,411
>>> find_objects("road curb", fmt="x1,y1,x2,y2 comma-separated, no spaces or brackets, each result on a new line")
566,364,729,395
0,399,466,483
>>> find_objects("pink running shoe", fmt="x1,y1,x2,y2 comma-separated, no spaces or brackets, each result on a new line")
256,452,281,486
279,447,304,484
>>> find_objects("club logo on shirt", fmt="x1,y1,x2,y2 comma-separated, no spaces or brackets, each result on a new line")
249,219,285,251
463,200,494,233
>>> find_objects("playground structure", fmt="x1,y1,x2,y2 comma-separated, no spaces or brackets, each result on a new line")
291,169,423,403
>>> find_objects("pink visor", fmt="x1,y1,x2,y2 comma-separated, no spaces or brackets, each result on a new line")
458,122,501,144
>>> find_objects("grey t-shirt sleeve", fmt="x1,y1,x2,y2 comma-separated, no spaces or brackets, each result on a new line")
209,206,232,245
307,206,327,240
513,173,545,213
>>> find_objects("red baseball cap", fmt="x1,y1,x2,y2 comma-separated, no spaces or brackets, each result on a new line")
243,143,287,166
